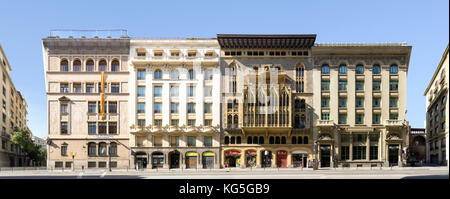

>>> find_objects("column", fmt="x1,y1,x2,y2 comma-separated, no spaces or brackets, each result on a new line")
272,151,277,168
366,132,370,161
240,151,246,168
256,149,262,168
349,132,353,161
287,152,292,168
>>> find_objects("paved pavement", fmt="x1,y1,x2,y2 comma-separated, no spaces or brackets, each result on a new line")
0,167,448,179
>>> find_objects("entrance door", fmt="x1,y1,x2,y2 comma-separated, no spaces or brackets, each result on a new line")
276,151,287,168
389,145,399,166
320,145,331,167
202,156,214,169
261,151,272,168
170,152,180,169
186,157,197,168
152,152,164,168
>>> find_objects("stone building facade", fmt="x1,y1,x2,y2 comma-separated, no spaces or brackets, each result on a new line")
424,44,448,166
43,34,131,170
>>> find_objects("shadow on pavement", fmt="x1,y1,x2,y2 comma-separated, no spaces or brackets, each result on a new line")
402,175,449,179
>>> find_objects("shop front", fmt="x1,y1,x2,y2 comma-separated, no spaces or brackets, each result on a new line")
292,151,308,168
186,152,198,169
225,150,241,168
202,152,215,169
261,150,272,168
276,151,287,168
169,151,180,169
246,150,257,168
135,152,148,169
151,152,164,169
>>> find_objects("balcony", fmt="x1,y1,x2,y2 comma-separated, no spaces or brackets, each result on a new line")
131,55,219,64
317,120,335,127
385,120,404,128
1,132,11,139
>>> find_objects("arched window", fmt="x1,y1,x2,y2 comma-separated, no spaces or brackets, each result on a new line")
296,64,305,92
269,136,274,144
86,59,94,72
390,64,398,74
227,115,233,128
73,60,81,72
259,136,264,144
275,137,280,144
99,60,107,72
230,136,235,144
298,136,303,144
236,136,241,144
98,142,107,156
253,136,258,144
292,136,297,144
339,64,347,74
188,69,195,80
233,100,238,109
281,136,286,144
247,137,252,144
296,65,304,77
300,99,306,109
171,70,179,79
154,69,162,79
224,136,230,144
233,115,238,128
111,60,120,72
373,64,381,74
303,136,308,144
356,65,364,74
60,59,69,72
321,64,330,74
109,142,117,155
88,142,96,156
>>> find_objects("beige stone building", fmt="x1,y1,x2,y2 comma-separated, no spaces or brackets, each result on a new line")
43,31,131,170
0,44,30,167
424,44,448,166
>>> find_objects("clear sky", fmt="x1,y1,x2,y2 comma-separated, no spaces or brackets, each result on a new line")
0,0,448,138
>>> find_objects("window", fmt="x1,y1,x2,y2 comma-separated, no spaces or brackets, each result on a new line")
73,60,82,72
341,134,350,143
154,69,162,79
137,69,146,80
370,146,378,160
137,103,145,113
98,143,107,156
356,114,364,124
86,83,94,93
60,60,69,72
390,114,398,120
370,134,379,142
389,97,398,108
353,146,366,160
171,70,179,80
188,85,195,97
204,136,212,147
109,143,117,155
154,86,162,97
442,96,447,104
356,97,364,108
108,102,117,113
341,146,349,160
55,162,63,168
61,104,68,114
61,145,67,156
88,162,96,168
187,136,196,147
88,102,96,113
321,113,330,120
98,122,107,134
338,98,347,108
373,81,381,91
321,81,330,91
356,65,364,74
321,98,330,108
60,83,69,93
187,119,195,126
338,114,347,124
65,162,72,168
321,65,330,74
171,103,179,113
61,122,68,134
108,83,119,93
88,122,96,135
170,136,179,147
338,81,347,91
188,69,195,80
154,103,162,114
373,114,381,124
204,86,212,97
88,143,96,156
187,103,195,113
171,119,179,126
170,86,179,97
356,81,364,91
339,65,347,74
109,122,117,134
390,81,398,91
390,65,398,74
204,119,212,126
204,103,212,113
137,86,145,97
442,122,446,130
204,69,213,80
98,83,108,93
111,60,120,72
86,60,94,72
373,98,381,107
373,65,381,74
99,60,107,72
73,83,82,93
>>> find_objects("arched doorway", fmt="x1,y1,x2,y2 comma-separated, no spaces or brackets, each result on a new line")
224,150,241,168
202,151,215,169
320,145,331,167
185,152,198,169
276,151,287,168
261,150,272,168
388,145,399,166
151,152,164,169
135,152,148,169
246,150,257,167
292,151,308,168
169,151,180,169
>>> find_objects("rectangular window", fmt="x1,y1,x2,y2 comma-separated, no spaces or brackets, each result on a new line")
321,98,329,108
373,98,381,107
61,104,68,114
373,81,381,91
204,103,212,113
88,102,96,113
390,114,398,120
204,119,212,126
73,83,82,93
137,86,145,97
98,122,107,134
321,81,330,91
356,97,364,108
187,136,196,147
204,136,213,147
338,98,347,108
138,119,146,127
188,119,196,126
341,134,350,143
110,162,117,168
98,162,107,168
372,114,381,124
108,102,117,113
65,161,72,168
188,86,195,97
137,69,146,80
61,122,68,134
321,113,330,120
204,86,212,97
98,83,108,93
170,119,179,126
109,122,117,134
154,119,162,127
55,162,64,168
352,146,366,160
338,81,347,91
86,83,95,93
389,97,398,108
137,103,146,113
154,86,162,97
187,103,196,113
338,114,347,124
389,81,398,91
87,162,96,168
341,146,349,160
370,134,379,142
356,114,364,124
154,103,161,113
170,136,179,147
60,83,69,93
61,145,67,156
88,122,96,135
170,86,179,97
356,81,364,91
111,83,120,93
370,146,378,160
171,103,179,113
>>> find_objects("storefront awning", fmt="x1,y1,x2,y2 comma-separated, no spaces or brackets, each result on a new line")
186,152,198,157
202,152,215,157
292,150,308,155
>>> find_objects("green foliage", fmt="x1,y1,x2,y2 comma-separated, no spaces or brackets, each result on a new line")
12,128,46,165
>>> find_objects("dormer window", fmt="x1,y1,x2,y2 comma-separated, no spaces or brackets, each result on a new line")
204,51,214,57
187,49,197,57
136,48,147,57
153,49,163,56
170,49,180,57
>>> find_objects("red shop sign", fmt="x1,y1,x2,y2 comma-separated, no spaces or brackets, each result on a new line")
225,150,241,156
277,151,287,155
246,151,257,155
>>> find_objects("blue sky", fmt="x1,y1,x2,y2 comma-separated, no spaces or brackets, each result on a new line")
0,0,448,138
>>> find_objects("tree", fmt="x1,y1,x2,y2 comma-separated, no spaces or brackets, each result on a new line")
12,127,45,166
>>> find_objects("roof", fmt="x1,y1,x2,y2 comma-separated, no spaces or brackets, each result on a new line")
217,34,316,49
424,43,449,95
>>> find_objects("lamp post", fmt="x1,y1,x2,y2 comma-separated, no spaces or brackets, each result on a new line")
108,142,112,172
